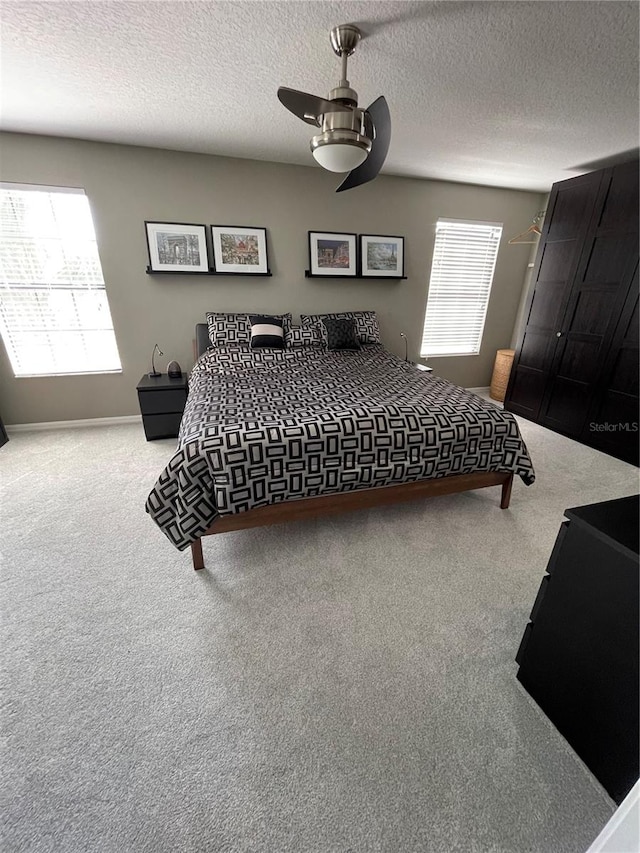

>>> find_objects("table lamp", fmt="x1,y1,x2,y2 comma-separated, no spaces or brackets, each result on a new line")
149,344,163,377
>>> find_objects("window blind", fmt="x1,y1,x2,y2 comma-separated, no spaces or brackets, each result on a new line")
0,185,121,377
421,219,503,357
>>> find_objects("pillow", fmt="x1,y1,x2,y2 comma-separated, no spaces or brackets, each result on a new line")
275,313,292,343
206,312,251,347
249,314,285,349
288,324,323,348
206,312,292,347
322,318,361,351
300,311,380,344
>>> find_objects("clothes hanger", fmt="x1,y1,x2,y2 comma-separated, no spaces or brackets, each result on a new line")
508,223,542,245
508,210,546,245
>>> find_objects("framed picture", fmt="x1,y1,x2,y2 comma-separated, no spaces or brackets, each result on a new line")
308,231,357,277
360,234,404,277
145,222,209,273
210,225,269,274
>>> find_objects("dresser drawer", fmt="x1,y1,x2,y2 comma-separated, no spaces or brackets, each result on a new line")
138,388,187,415
142,412,183,440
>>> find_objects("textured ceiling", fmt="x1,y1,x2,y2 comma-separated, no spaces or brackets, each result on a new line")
1,1,638,191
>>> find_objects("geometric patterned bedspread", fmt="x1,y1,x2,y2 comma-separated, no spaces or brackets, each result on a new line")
145,345,535,550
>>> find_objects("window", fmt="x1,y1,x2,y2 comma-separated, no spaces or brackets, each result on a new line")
421,218,503,357
0,184,121,377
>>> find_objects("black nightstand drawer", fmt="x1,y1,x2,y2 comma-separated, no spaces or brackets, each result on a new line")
138,388,187,416
142,412,183,440
136,374,188,441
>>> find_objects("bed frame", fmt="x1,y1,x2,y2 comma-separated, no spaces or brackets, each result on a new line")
188,324,513,570
189,472,513,569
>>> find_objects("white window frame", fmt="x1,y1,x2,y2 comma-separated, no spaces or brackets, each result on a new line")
421,218,503,358
0,182,122,378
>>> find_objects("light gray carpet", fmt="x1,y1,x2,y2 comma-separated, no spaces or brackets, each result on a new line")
1,412,637,853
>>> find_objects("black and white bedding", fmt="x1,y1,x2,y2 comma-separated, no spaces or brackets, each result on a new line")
146,345,535,550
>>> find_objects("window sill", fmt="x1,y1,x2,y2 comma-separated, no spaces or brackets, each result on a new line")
15,369,123,379
420,353,479,359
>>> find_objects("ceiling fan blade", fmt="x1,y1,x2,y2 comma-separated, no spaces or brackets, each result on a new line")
336,96,391,192
277,87,352,126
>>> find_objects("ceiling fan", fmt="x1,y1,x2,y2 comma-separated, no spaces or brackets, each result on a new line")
277,24,391,193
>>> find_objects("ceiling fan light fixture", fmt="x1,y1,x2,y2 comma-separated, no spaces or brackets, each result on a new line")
278,23,391,190
311,130,371,172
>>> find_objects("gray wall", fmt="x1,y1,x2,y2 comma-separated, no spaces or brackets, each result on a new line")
510,199,549,349
0,132,545,424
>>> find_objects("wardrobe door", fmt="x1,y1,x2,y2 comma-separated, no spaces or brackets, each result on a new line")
539,161,639,438
505,170,604,420
582,266,639,466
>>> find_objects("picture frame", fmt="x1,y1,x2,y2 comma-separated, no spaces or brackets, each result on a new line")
360,234,404,277
308,231,358,277
145,221,210,273
210,225,270,275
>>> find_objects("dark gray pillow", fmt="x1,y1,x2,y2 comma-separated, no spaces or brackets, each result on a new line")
300,311,380,344
322,318,361,351
249,315,285,349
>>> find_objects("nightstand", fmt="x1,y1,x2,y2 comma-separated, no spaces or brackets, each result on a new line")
136,374,188,440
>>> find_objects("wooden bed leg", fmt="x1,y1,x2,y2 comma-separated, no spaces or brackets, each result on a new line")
191,538,204,570
500,474,514,509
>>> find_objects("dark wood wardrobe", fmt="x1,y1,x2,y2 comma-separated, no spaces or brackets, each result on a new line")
504,159,639,466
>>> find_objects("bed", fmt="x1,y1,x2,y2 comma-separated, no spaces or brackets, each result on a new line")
146,315,535,570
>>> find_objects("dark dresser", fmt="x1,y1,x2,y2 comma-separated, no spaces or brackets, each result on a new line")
516,494,639,804
136,373,188,440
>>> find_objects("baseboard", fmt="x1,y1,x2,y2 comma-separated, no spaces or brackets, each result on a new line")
585,779,639,852
7,415,142,433
466,386,491,394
